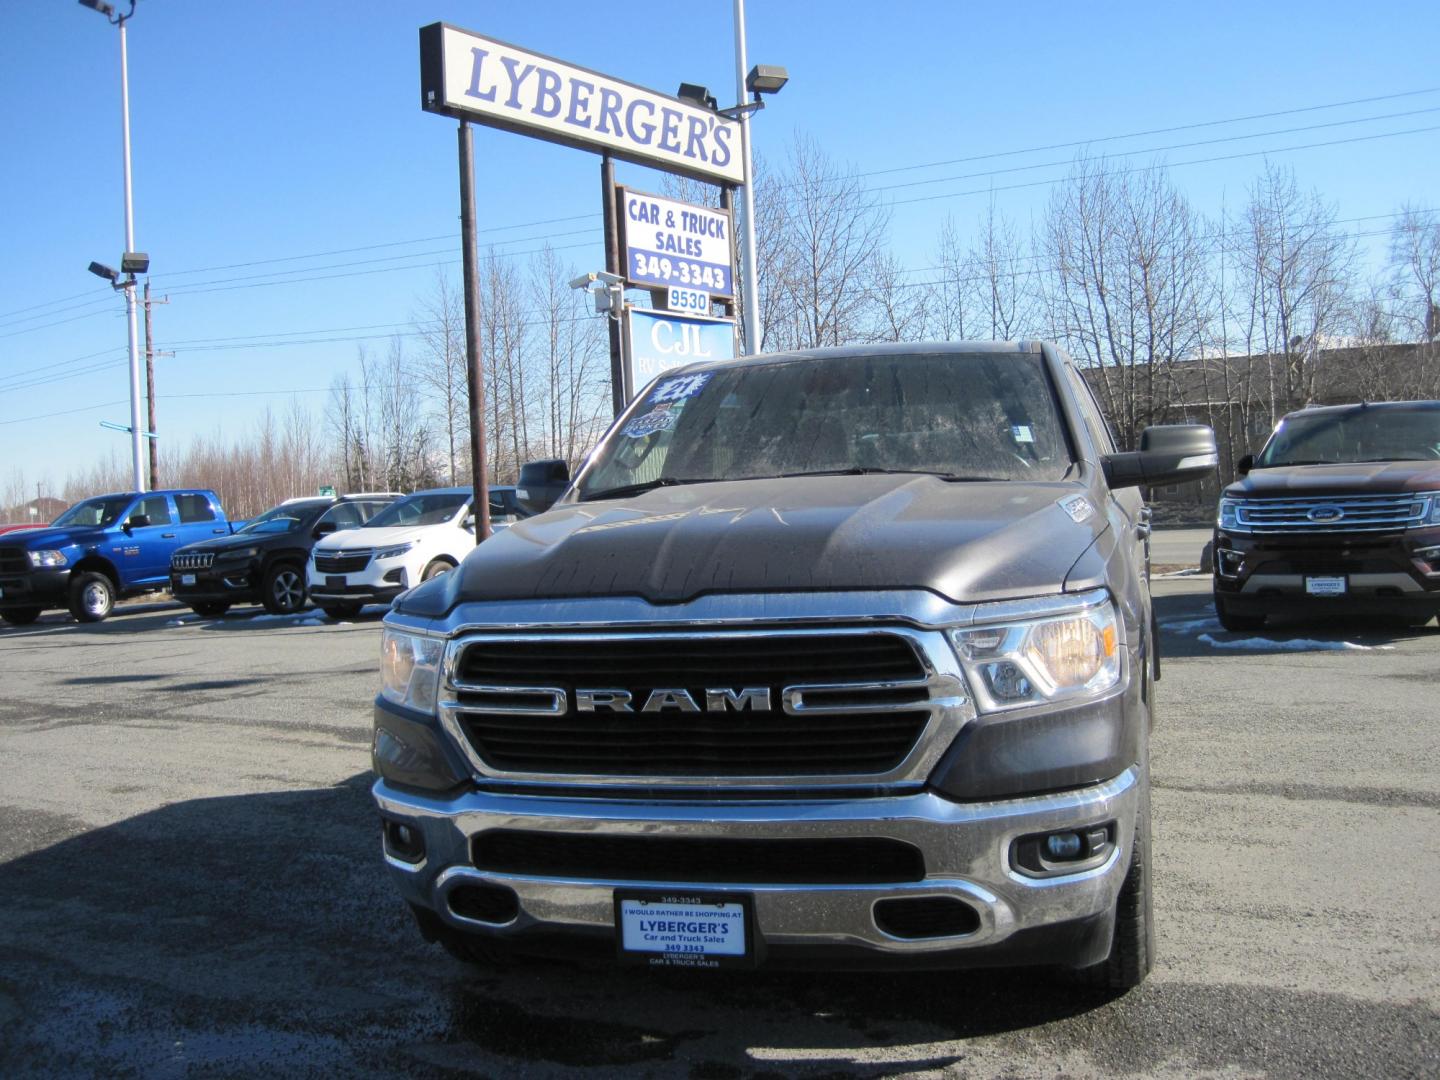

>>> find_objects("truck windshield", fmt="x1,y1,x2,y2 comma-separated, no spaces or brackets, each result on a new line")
1256,407,1440,467
364,492,470,528
578,351,1071,500
51,496,132,528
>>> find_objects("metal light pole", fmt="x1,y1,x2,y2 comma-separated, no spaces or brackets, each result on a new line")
732,0,760,356
82,0,146,493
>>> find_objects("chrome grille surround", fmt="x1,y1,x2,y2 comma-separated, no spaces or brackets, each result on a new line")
1234,493,1432,534
437,625,972,792
171,551,215,571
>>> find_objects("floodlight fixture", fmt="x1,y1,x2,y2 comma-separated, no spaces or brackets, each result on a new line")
78,0,115,16
676,82,718,111
569,270,623,289
120,251,149,274
88,260,120,284
745,65,789,97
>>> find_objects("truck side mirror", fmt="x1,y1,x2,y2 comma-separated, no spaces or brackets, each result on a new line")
124,513,151,532
1101,424,1218,490
1236,453,1254,476
313,520,337,538
515,458,571,515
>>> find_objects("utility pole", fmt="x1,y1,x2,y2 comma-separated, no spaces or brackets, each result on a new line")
141,280,170,490
457,120,492,544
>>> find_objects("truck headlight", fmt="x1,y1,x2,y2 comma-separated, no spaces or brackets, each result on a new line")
380,628,444,713
219,547,258,560
28,549,68,568
1422,492,1440,527
375,542,415,560
949,598,1121,713
1217,498,1248,532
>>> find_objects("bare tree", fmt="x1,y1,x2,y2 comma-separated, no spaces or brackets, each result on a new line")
865,250,928,342
413,272,468,484
1041,155,1214,446
1231,162,1355,418
1389,205,1440,345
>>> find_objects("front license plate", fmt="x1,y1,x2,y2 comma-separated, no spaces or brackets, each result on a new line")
1305,575,1346,596
180,574,196,586
615,891,754,969
326,576,346,588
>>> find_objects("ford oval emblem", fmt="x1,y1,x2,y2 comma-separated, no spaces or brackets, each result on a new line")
1307,505,1344,523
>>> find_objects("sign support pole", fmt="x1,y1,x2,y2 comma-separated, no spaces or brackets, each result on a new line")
457,120,492,543
601,154,626,417
733,0,760,355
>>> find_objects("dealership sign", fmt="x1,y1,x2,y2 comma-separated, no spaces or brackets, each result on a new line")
619,187,735,300
624,309,737,395
419,24,744,185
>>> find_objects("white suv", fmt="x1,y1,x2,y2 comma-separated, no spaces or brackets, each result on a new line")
307,487,478,619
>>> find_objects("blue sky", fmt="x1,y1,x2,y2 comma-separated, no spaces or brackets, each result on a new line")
2,0,1437,492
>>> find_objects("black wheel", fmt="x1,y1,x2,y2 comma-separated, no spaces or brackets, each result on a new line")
262,562,307,614
190,602,231,618
69,572,115,623
421,558,455,582
1214,592,1265,632
320,602,362,620
1,607,42,626
1081,763,1154,991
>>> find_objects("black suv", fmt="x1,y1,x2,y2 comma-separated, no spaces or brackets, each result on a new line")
1213,401,1440,630
170,494,398,616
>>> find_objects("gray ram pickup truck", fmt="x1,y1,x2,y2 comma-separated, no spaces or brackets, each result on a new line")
370,341,1216,989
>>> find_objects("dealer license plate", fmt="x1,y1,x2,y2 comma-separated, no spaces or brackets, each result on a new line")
1305,575,1346,596
180,574,196,586
615,891,753,969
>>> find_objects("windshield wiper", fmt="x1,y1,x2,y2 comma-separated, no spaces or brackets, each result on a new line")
769,467,1005,482
579,477,718,502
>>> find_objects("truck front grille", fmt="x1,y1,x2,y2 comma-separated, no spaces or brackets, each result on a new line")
446,630,939,781
0,548,27,574
171,551,215,571
314,549,372,574
473,830,926,885
1236,494,1430,533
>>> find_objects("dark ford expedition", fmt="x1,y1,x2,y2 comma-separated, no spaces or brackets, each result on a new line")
368,342,1216,989
1214,400,1440,631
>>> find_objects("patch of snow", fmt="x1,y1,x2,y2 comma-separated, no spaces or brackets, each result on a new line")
1197,633,1394,652
1155,568,1202,578
1160,616,1223,634
165,617,193,626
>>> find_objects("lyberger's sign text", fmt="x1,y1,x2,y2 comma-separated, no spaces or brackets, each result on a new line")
419,24,743,185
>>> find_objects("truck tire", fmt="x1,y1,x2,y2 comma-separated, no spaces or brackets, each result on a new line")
1214,593,1265,632
422,558,456,582
1081,768,1154,991
1,607,42,626
190,602,231,617
69,572,116,623
262,562,307,615
321,602,362,620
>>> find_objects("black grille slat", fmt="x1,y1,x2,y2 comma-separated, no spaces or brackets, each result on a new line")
0,548,28,574
314,549,372,574
873,897,980,939
473,831,926,885
459,710,930,775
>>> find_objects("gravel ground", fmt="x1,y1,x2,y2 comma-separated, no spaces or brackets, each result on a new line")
1,584,1436,1078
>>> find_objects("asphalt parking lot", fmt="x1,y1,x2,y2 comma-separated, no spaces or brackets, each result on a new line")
1,572,1438,1078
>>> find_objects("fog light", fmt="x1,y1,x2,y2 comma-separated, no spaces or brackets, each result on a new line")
383,819,425,864
1045,832,1083,859
1217,549,1244,578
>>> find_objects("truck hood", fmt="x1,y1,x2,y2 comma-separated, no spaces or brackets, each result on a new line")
0,525,108,551
420,474,1103,611
1224,460,1440,498
175,531,281,555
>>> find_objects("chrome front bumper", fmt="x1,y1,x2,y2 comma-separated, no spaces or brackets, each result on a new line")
373,767,1138,961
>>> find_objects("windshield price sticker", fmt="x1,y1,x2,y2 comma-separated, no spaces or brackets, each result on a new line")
620,189,735,299
667,285,710,313
616,893,751,968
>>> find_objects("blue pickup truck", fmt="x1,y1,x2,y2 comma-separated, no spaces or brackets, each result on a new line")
0,489,237,625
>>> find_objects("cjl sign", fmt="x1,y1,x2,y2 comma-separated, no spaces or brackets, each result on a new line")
624,309,736,397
